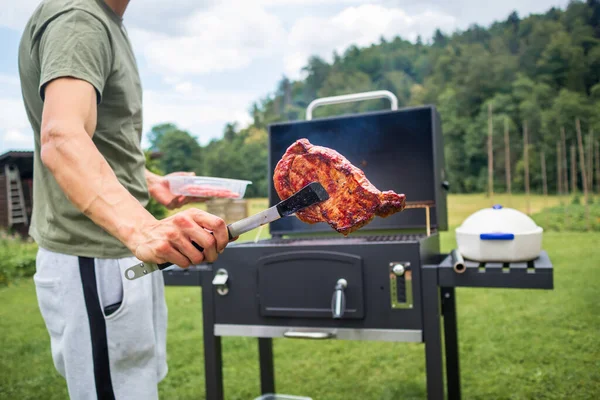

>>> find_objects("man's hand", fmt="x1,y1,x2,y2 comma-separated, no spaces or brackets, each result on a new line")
146,170,208,210
40,77,230,267
131,208,229,267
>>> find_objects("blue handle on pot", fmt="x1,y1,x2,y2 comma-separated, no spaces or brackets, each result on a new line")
480,233,514,240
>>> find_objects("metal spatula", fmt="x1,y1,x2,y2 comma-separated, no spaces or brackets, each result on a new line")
124,181,329,280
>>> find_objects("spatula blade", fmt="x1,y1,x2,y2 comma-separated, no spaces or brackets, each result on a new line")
276,181,329,217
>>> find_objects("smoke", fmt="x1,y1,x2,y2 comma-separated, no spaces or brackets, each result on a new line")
269,107,436,196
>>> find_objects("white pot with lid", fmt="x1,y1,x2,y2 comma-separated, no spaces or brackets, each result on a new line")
455,204,543,262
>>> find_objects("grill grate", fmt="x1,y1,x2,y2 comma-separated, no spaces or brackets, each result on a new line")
364,234,428,242
239,233,429,247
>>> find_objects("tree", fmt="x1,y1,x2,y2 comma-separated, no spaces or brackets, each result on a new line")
506,11,521,54
302,56,331,100
147,123,178,150
588,0,600,37
536,30,586,92
278,76,293,110
156,128,203,174
507,11,520,28
541,88,594,144
223,123,237,142
433,29,448,48
249,102,264,129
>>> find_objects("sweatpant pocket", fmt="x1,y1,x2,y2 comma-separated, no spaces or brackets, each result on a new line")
33,274,65,336
33,273,66,376
104,268,157,380
102,259,164,398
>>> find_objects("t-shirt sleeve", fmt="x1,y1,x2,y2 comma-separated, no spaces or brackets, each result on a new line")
38,9,113,104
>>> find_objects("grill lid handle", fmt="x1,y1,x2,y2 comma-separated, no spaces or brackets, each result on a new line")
331,278,347,319
306,90,398,120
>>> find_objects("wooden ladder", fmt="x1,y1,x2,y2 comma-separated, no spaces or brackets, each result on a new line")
5,164,28,226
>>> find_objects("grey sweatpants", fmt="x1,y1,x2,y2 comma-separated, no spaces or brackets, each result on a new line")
33,247,168,399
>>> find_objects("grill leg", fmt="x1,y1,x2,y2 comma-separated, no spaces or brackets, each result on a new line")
442,287,461,400
201,270,224,400
422,266,445,400
258,338,275,394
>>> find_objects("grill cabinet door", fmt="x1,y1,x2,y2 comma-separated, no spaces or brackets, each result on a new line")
257,250,364,320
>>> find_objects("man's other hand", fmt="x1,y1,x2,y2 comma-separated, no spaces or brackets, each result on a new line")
147,171,208,210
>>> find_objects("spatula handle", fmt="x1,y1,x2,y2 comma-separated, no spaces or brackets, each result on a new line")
157,241,205,269
157,228,234,269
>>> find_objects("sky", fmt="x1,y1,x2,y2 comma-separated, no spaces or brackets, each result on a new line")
0,0,570,153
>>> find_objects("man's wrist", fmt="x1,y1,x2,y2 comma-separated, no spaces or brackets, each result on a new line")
145,169,163,196
145,169,161,184
116,209,157,255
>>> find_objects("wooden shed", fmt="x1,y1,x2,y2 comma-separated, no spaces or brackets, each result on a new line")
0,151,34,237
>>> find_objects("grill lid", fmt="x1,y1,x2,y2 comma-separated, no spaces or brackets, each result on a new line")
267,92,448,236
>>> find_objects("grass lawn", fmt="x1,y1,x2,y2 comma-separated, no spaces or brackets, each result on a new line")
1,194,599,399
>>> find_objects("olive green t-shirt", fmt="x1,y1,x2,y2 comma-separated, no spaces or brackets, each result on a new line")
18,0,149,258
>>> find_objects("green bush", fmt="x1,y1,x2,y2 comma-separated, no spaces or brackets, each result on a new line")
144,150,168,220
145,197,168,220
0,234,38,287
531,201,600,232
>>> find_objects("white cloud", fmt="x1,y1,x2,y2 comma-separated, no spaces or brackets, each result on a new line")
0,97,29,132
284,4,457,77
0,97,33,151
174,82,193,93
261,0,365,5
129,2,457,81
163,76,182,85
0,0,41,30
3,129,33,147
130,3,286,77
0,74,20,86
125,0,363,34
269,0,358,3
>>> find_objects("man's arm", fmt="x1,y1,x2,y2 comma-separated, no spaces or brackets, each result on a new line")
40,77,229,266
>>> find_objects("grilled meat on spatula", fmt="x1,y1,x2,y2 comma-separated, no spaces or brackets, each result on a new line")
273,138,406,235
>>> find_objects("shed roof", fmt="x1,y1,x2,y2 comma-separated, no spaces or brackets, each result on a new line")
0,151,34,178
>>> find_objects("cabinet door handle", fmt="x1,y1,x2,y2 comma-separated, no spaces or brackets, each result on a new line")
331,278,347,319
283,331,334,340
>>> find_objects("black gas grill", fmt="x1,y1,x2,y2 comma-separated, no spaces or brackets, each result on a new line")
163,92,554,400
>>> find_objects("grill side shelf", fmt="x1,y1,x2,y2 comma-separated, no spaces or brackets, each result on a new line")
162,265,209,286
438,250,553,289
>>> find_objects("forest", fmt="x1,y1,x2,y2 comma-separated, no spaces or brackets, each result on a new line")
147,0,600,198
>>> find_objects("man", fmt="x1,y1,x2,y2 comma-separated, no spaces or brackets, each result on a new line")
18,0,230,398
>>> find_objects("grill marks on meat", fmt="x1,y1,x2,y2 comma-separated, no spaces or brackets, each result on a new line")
273,139,406,235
